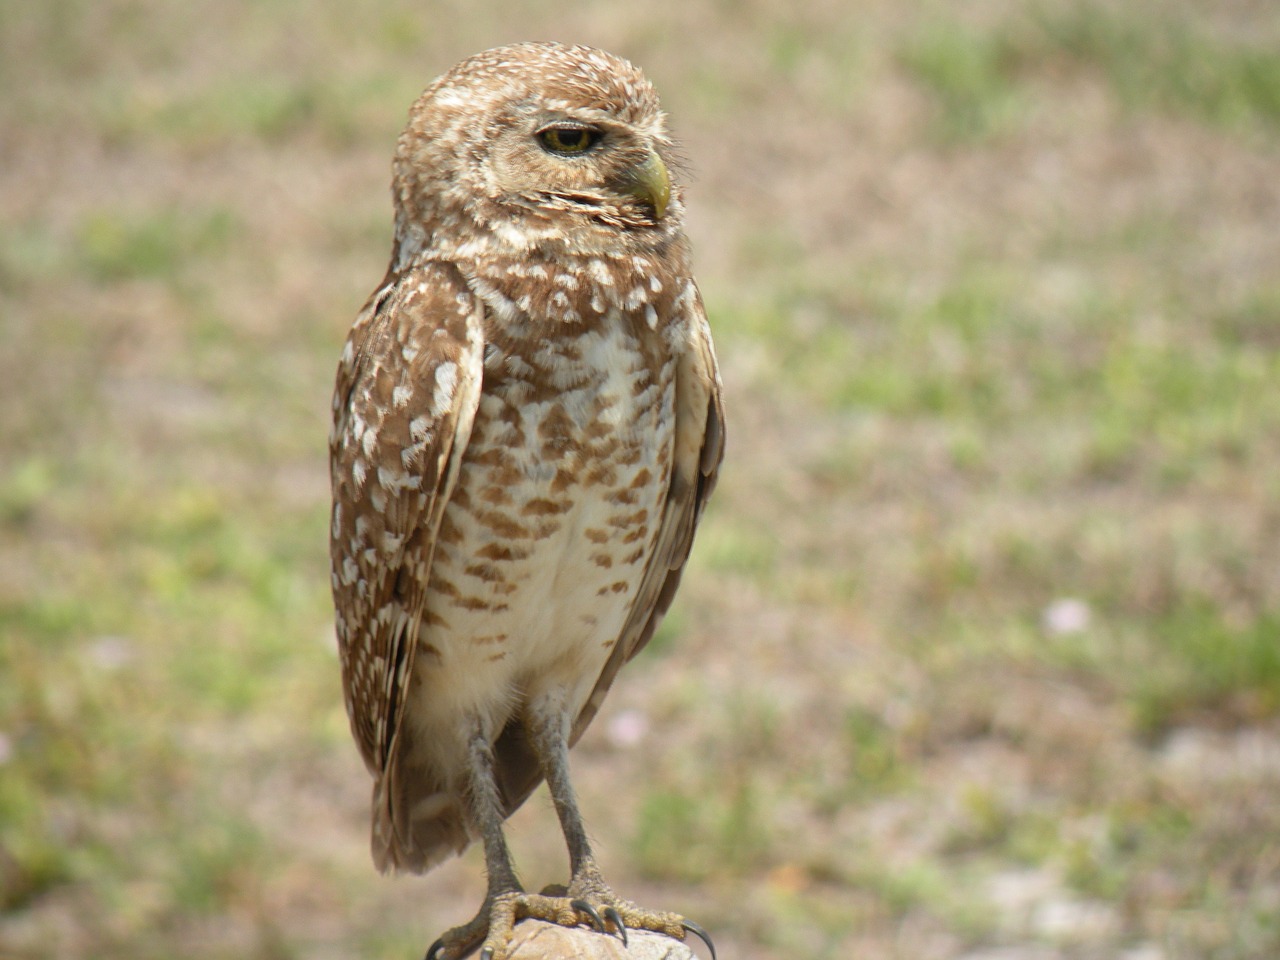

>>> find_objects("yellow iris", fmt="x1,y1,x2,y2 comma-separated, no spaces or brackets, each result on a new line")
538,126,598,154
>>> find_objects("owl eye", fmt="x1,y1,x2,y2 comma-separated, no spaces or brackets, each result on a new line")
537,125,601,155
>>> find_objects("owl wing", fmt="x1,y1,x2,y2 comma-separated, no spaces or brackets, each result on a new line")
573,283,725,740
329,261,484,777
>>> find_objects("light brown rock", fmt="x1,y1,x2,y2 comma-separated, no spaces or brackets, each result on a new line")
506,921,698,960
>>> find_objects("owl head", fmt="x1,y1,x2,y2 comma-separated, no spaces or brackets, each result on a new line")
390,42,683,264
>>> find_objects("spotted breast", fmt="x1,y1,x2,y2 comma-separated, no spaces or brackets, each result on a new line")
413,306,675,754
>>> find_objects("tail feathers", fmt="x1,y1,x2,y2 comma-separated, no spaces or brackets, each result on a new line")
371,770,472,874
368,719,549,874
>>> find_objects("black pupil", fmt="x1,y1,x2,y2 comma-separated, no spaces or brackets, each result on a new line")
550,128,588,150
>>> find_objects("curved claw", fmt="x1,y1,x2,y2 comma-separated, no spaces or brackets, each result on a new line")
424,937,445,960
681,920,716,960
601,906,628,945
570,899,606,933
479,948,494,960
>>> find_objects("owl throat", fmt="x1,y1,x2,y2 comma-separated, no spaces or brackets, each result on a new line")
445,239,693,344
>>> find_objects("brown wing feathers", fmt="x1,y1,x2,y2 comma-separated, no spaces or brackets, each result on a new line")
329,262,483,776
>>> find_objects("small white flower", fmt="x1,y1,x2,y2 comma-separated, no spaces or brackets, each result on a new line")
606,709,650,748
1042,598,1091,636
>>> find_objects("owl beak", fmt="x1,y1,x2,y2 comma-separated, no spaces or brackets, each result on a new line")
620,151,670,220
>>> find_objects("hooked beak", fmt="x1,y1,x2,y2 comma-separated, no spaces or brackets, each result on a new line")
619,151,670,220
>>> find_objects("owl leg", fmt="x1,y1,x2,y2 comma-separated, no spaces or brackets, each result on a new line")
427,727,614,960
424,728,521,960
521,701,717,959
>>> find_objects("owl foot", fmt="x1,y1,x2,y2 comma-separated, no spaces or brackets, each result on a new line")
547,878,716,959
425,887,713,960
425,890,622,960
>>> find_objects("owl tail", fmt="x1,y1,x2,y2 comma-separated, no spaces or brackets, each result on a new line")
371,762,472,874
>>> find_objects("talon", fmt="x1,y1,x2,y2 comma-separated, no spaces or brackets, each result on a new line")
681,919,716,960
570,898,605,932
425,937,445,960
602,906,628,945
479,948,495,960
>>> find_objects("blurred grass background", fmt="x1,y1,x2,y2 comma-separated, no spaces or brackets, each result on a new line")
2,0,1279,958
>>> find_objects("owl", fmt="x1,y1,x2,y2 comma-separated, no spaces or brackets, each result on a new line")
329,42,724,960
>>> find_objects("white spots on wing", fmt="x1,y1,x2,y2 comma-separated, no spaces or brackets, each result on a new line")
352,457,368,490
378,465,422,493
556,273,579,291
625,285,649,310
350,413,369,444
433,361,459,415
587,259,613,286
674,278,696,310
341,557,359,586
397,444,418,471
645,304,659,329
402,344,419,363
649,275,663,293
393,384,413,408
410,416,433,442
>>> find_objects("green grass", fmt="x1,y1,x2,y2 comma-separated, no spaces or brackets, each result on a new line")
899,23,1025,142
897,2,1280,141
77,207,241,281
1026,1,1280,133
1126,602,1280,736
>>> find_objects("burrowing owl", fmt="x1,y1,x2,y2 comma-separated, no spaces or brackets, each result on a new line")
329,41,723,960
